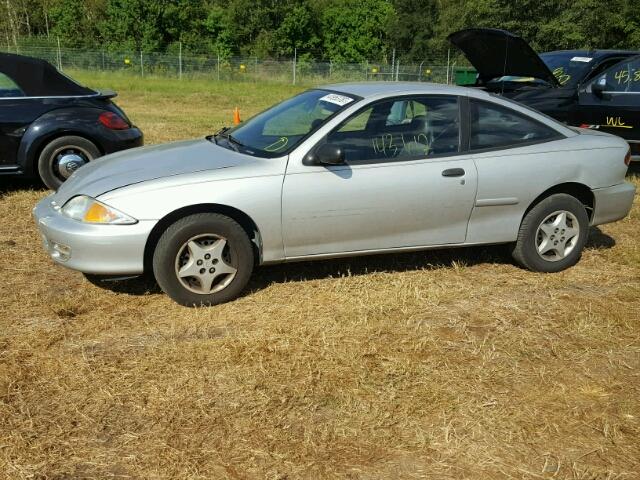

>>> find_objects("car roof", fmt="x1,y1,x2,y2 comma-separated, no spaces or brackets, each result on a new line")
322,82,476,99
541,49,638,58
319,81,576,138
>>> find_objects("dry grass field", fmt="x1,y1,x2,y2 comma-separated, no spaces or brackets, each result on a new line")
1,73,639,479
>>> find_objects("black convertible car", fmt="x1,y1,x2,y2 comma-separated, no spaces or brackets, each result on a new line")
0,53,143,189
449,28,640,160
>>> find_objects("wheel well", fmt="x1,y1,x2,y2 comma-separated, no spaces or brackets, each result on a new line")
143,204,262,274
526,182,594,221
31,131,104,172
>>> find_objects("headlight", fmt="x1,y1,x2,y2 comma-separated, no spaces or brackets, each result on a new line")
61,195,137,224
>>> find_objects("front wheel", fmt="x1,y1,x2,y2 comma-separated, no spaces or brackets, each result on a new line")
511,193,589,273
152,213,254,306
38,135,100,190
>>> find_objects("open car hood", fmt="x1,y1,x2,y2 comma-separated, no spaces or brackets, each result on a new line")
448,28,560,87
0,52,96,96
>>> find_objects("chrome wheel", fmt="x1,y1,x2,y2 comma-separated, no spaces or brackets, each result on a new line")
53,145,91,180
535,210,580,262
174,234,237,294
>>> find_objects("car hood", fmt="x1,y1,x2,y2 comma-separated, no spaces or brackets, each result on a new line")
448,28,559,87
55,138,254,204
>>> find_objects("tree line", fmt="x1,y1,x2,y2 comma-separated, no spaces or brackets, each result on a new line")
3,0,640,63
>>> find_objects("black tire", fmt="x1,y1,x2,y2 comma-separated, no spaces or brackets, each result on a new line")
152,213,254,306
38,135,100,190
512,193,589,273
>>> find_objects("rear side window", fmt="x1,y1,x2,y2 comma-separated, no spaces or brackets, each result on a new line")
595,57,640,93
470,99,559,151
0,73,24,97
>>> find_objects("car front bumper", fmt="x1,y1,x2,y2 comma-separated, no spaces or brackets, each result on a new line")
591,181,636,226
33,195,155,275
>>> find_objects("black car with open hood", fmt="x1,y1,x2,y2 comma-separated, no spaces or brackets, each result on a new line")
448,28,560,88
0,52,143,189
449,28,640,160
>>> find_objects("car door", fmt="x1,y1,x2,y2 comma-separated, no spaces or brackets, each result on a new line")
572,56,640,148
0,72,28,167
0,72,47,168
281,94,478,258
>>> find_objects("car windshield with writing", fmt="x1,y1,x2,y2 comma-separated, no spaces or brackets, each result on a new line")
217,89,357,158
539,52,594,87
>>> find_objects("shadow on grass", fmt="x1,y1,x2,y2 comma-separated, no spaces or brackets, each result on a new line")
87,226,615,297
0,177,46,195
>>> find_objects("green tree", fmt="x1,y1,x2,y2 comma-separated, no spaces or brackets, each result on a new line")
99,0,165,51
321,0,394,62
388,0,438,61
49,0,105,46
202,5,235,57
273,4,319,57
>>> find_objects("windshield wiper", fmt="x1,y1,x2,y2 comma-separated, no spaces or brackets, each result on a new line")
212,127,244,152
226,134,244,151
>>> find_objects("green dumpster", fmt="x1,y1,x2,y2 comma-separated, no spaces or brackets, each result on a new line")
455,67,477,85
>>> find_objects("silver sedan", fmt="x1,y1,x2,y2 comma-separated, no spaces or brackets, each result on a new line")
33,83,636,306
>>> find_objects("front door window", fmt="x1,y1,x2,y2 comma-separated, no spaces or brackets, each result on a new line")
315,95,460,163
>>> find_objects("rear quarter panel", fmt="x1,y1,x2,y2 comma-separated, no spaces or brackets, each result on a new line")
466,133,629,244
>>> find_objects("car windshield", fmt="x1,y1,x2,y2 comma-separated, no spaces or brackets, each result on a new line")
540,52,595,87
215,89,358,158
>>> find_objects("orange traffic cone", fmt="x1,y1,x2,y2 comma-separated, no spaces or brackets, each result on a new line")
233,107,241,125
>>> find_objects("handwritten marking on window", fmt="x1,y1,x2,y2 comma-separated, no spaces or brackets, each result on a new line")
552,67,571,85
371,133,430,157
264,137,289,152
613,67,640,84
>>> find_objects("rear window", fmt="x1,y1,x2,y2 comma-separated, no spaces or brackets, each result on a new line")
0,73,24,97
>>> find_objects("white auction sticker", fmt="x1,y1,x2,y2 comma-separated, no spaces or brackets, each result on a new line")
320,93,354,106
571,56,593,63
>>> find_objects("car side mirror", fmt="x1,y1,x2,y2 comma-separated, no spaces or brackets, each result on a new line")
303,143,345,166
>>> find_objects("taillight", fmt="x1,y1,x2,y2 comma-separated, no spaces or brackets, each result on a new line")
98,111,129,130
624,149,631,167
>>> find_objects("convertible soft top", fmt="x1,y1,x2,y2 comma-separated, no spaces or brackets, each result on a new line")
0,52,96,97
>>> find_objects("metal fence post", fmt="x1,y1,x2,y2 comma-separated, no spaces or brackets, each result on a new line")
391,48,395,74
446,49,450,84
179,42,182,79
329,60,332,79
217,52,220,81
140,51,144,77
56,36,62,70
292,48,297,85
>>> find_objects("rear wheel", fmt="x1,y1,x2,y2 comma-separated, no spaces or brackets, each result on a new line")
512,193,589,272
152,213,254,306
38,135,100,190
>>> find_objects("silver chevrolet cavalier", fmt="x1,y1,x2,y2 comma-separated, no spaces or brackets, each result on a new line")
33,83,636,306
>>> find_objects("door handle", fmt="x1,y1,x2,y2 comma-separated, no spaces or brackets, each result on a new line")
442,168,465,177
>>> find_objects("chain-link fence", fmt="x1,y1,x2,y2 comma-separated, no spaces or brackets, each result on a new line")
2,43,474,85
